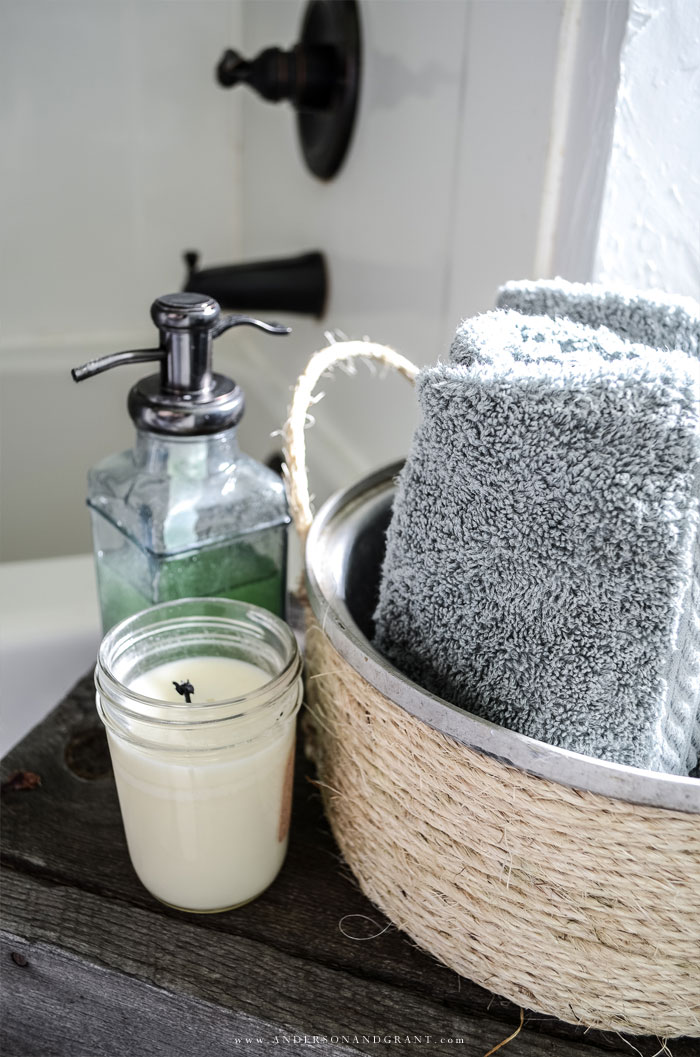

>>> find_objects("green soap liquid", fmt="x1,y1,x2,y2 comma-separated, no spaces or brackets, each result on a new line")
97,535,286,632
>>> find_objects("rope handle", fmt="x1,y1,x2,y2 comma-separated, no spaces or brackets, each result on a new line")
282,338,419,545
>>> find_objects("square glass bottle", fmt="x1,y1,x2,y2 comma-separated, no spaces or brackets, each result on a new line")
73,293,290,631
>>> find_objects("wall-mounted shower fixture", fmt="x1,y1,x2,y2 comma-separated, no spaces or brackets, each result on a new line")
183,250,328,318
216,0,361,180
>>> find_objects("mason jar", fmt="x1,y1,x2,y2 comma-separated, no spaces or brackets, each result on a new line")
95,597,303,913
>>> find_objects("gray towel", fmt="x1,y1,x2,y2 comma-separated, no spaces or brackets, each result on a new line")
496,277,700,359
373,306,700,775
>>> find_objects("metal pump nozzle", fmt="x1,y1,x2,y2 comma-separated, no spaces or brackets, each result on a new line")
71,293,290,437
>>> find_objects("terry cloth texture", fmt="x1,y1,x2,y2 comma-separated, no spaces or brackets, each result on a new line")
373,308,700,774
496,277,700,359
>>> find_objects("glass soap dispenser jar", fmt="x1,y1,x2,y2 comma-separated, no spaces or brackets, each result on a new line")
73,293,291,632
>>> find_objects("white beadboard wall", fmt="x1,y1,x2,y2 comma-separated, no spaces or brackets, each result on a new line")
1,0,627,561
0,0,244,561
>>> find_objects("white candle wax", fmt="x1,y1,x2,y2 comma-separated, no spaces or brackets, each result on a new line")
130,655,269,703
107,655,296,912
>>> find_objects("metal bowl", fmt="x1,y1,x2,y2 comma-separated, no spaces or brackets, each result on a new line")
305,461,700,814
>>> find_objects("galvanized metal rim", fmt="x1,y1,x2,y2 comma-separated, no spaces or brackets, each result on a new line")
305,461,700,814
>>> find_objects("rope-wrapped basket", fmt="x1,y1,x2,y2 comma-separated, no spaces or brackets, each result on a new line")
282,339,700,1040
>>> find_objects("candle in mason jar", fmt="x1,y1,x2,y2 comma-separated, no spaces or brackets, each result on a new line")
106,654,296,913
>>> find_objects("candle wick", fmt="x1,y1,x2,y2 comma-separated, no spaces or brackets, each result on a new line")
173,680,195,704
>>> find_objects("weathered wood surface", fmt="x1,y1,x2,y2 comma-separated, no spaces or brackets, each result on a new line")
1,672,696,1057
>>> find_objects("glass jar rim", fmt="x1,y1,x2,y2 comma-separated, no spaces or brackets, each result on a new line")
96,597,302,726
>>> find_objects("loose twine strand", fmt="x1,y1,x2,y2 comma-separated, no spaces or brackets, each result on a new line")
336,914,526,1054
482,1009,525,1056
338,914,393,941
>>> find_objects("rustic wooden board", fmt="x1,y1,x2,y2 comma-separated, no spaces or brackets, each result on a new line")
3,871,600,1057
1,934,364,1057
2,673,697,1057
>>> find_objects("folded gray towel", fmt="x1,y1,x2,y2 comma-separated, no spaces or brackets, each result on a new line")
496,278,700,359
374,308,700,774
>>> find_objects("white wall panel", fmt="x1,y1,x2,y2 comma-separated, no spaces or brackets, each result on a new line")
0,0,629,559
0,0,244,560
594,0,700,298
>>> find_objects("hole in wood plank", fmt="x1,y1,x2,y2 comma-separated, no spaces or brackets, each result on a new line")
64,726,111,781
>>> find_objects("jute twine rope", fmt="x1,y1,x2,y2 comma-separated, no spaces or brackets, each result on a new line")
283,340,700,1039
282,338,419,547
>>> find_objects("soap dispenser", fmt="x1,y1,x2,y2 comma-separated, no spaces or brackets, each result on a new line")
72,293,291,632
